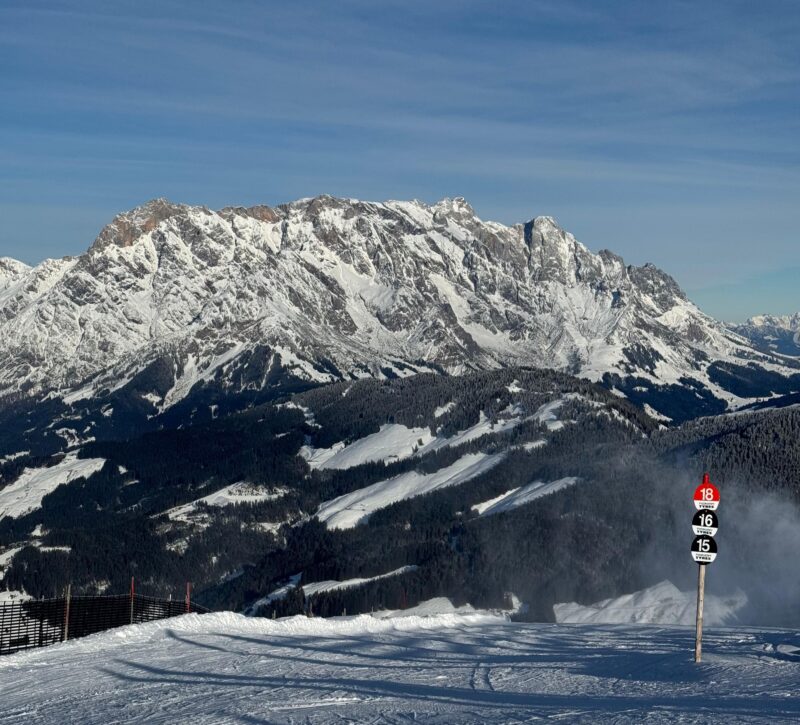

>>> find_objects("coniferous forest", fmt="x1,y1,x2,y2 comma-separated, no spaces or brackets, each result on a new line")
1,367,799,623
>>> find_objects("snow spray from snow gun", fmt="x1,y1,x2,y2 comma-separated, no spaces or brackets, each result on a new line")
691,473,720,663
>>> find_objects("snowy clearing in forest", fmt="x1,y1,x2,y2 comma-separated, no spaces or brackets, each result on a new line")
471,476,579,516
2,610,800,723
316,452,504,529
0,546,23,581
300,423,433,469
163,483,287,523
0,453,106,520
0,451,29,465
300,397,573,471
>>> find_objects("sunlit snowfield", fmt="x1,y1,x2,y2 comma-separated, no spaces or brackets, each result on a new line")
2,612,800,724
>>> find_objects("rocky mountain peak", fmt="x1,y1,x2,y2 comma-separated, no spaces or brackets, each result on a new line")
0,194,794,427
90,198,188,251
521,216,593,285
628,262,687,309
432,196,476,220
746,313,800,330
733,313,800,356
0,257,31,286
219,204,280,224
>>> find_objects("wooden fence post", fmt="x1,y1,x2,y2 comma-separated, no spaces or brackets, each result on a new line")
185,582,192,613
63,583,71,642
130,577,135,625
38,598,44,647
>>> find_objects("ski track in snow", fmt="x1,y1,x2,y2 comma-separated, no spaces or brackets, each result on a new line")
2,611,800,723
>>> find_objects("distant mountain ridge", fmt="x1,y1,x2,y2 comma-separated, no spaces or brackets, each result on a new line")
731,313,800,356
0,195,798,454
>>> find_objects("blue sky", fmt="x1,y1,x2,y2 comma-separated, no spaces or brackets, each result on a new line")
1,0,798,321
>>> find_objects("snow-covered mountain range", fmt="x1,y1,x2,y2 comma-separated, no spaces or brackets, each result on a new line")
0,195,797,447
732,313,800,356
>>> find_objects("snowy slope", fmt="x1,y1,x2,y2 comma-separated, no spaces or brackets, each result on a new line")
301,396,575,471
301,406,532,470
256,566,419,608
315,451,505,529
472,476,579,516
371,596,480,618
300,423,434,469
163,482,287,523
0,195,794,434
0,546,23,580
3,611,800,723
0,453,105,520
554,580,747,626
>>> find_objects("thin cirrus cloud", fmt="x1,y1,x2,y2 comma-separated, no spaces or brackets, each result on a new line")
0,0,797,321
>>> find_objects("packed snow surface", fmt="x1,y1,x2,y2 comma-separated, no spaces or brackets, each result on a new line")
0,453,105,520
554,580,748,626
471,477,579,516
316,452,504,529
3,610,800,723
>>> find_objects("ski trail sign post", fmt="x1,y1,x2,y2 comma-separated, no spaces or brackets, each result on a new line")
691,473,719,663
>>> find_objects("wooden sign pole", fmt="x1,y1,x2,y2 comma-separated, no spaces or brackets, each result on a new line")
694,563,706,663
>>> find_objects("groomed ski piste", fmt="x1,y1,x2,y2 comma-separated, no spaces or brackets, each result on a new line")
2,600,800,723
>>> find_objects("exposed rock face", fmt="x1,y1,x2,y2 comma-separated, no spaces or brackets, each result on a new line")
0,195,795,420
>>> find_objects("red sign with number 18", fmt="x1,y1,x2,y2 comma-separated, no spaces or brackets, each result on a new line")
693,473,720,511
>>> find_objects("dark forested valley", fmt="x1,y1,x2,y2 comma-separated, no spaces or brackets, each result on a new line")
1,367,799,624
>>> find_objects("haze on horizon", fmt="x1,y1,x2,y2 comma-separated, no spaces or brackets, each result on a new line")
1,0,797,322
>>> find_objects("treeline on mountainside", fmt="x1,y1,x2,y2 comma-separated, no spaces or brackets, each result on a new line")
0,347,322,460
651,406,800,493
296,368,656,447
706,361,800,399
212,443,688,620
0,402,313,597
203,411,663,617
205,398,800,619
3,512,280,600
601,373,728,422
